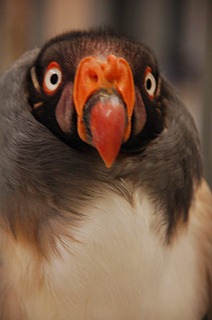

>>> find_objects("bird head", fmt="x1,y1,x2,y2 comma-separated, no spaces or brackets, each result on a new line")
27,30,164,168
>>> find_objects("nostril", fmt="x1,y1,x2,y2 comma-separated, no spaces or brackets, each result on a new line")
88,68,99,83
92,75,98,83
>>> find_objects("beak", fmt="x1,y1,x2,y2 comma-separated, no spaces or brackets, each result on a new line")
73,55,135,167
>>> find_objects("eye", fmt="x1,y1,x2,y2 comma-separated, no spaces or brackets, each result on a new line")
144,67,157,99
43,62,62,94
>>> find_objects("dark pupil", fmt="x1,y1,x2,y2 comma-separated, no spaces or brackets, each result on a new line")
146,78,152,90
50,73,58,85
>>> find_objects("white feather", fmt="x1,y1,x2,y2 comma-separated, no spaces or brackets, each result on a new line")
0,181,210,319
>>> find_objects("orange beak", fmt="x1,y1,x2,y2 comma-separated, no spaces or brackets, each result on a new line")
73,54,135,167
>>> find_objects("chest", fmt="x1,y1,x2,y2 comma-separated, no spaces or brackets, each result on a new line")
1,190,206,320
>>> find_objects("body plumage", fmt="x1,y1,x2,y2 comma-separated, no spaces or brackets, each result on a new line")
0,30,211,319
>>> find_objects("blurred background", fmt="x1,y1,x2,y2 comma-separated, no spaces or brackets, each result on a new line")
0,0,211,186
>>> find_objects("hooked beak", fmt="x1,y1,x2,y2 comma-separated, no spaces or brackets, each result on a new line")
73,54,135,167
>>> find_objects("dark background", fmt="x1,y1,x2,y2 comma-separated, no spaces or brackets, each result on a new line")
0,0,211,186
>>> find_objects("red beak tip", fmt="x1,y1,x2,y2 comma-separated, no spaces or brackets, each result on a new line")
97,148,119,168
90,96,126,168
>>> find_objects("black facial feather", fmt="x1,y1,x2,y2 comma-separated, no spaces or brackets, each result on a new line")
0,29,202,247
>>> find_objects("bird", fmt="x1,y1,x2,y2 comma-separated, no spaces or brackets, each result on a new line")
0,29,211,320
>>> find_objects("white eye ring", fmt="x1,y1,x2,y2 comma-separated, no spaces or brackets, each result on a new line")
43,62,62,94
144,68,157,98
